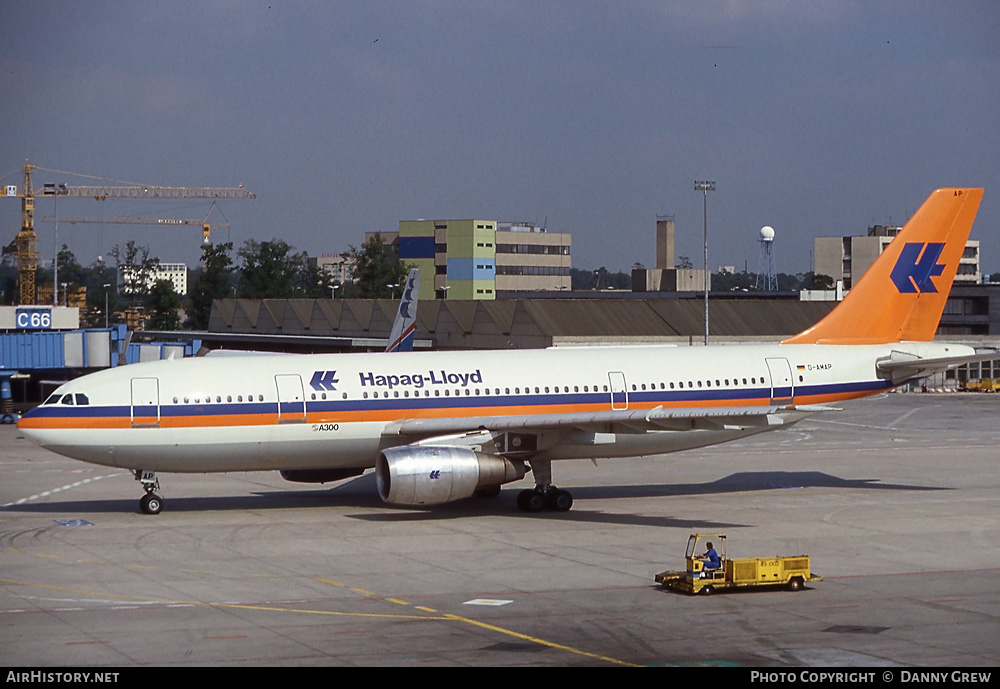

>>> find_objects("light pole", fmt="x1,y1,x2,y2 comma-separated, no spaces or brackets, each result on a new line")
329,284,339,299
437,285,451,300
694,180,716,345
44,182,68,307
387,283,399,300
103,283,111,328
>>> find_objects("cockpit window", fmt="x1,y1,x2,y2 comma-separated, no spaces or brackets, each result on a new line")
44,393,61,405
60,394,75,405
75,394,90,406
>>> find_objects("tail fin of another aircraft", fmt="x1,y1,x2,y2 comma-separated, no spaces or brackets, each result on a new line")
386,268,419,353
784,188,983,345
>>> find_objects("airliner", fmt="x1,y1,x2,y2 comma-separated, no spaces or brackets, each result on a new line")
18,188,987,515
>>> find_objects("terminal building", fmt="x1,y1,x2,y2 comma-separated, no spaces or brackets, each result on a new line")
392,219,571,300
119,262,189,295
815,225,981,289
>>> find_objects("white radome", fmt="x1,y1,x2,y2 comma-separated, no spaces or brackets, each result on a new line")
760,225,775,242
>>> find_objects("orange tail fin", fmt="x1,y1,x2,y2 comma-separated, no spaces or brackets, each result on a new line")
784,188,983,345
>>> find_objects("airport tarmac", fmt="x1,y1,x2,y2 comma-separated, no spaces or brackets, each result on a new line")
1,392,998,667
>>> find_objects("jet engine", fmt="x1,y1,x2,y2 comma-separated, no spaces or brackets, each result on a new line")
376,446,525,506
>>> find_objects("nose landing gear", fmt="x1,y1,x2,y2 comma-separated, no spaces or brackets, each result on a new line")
135,470,164,515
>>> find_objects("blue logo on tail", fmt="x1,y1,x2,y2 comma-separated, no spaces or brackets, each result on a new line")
889,243,945,293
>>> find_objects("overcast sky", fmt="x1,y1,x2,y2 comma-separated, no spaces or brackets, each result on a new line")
3,1,998,279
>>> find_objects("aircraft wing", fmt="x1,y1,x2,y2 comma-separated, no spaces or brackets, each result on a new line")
384,404,833,438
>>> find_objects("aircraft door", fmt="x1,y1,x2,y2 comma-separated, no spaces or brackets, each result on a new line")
130,377,160,428
608,371,628,410
275,374,306,423
765,357,794,404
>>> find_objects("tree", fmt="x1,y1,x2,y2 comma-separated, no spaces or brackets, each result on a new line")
110,241,160,307
146,279,181,330
807,272,835,290
293,253,331,299
186,242,234,330
347,234,409,298
237,239,304,298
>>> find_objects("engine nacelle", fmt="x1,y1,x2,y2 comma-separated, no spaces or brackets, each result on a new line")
376,446,525,506
280,468,366,484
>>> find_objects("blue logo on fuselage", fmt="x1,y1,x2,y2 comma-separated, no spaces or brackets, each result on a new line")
310,371,340,391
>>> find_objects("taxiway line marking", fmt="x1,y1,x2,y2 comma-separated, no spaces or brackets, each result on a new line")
442,612,640,667
0,577,446,621
3,575,637,667
314,575,637,667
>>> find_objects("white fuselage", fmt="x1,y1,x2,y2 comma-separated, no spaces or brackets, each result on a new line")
18,340,970,474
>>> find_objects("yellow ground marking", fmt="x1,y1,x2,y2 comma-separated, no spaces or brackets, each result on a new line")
179,569,219,575
3,574,638,667
124,564,157,570
0,577,441,621
443,613,640,667
315,577,345,587
312,576,636,666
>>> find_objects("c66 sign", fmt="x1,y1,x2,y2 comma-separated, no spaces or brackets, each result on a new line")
16,308,53,330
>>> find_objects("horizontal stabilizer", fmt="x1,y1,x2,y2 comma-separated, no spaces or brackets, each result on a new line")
877,351,999,381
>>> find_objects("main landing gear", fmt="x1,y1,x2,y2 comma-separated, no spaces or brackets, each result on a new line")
516,459,574,513
135,470,164,515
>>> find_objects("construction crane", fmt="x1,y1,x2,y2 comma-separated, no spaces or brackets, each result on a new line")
5,162,255,305
42,202,231,246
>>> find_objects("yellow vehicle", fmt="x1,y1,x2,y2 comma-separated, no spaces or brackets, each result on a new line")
655,534,821,595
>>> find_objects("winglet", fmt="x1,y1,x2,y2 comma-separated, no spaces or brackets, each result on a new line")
784,188,983,345
386,268,419,352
